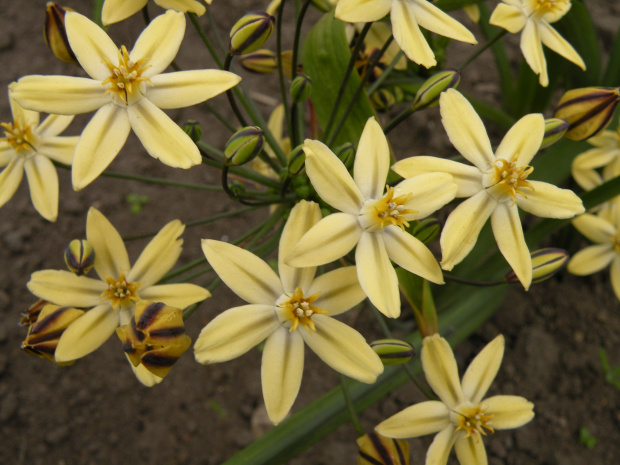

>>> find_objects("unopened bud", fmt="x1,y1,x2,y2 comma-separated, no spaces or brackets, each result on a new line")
230,11,275,55
411,218,440,245
44,2,77,65
239,49,278,74
182,120,202,143
370,339,415,366
505,248,569,284
554,87,620,141
21,304,84,364
288,145,306,176
412,68,460,111
541,118,569,149
372,88,396,112
225,126,264,166
357,431,410,465
64,239,95,276
290,74,313,103
116,301,191,379
335,142,356,170
228,179,246,196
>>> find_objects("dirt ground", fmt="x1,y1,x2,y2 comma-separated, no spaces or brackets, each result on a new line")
1,1,619,464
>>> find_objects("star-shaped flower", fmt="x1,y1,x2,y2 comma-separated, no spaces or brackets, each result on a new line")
0,96,78,221
195,200,383,424
10,11,241,190
490,0,585,87
286,118,456,318
27,207,210,386
376,334,535,465
392,89,584,289
571,124,620,191
102,0,210,26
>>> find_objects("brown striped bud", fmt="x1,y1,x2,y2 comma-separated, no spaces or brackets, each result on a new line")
230,11,275,56
411,218,441,245
554,87,620,141
290,74,313,103
370,339,415,366
20,299,49,326
225,126,265,166
239,49,278,74
44,2,77,65
182,120,202,143
21,304,84,364
541,118,569,149
64,239,95,276
357,431,410,465
288,145,306,176
412,68,460,111
116,300,191,379
505,248,569,285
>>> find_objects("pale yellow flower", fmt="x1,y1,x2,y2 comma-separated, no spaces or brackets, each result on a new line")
286,118,456,318
335,0,476,68
10,11,241,190
102,0,210,25
0,96,77,222
27,207,210,386
490,0,585,87
195,201,382,424
572,124,620,191
392,89,584,289
345,22,408,73
377,334,534,465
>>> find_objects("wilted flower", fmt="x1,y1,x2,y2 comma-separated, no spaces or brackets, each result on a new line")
101,0,209,25
357,431,410,465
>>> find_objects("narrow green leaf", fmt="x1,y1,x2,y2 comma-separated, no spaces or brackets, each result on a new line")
602,22,620,86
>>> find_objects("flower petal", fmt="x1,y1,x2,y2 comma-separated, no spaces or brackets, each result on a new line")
261,327,304,425
139,283,211,308
539,21,585,70
396,172,457,219
27,270,106,307
422,334,463,408
102,0,147,25
127,358,163,387
567,244,615,275
391,1,436,68
610,257,620,300
87,207,130,280
495,113,544,166
354,118,390,201
303,315,383,383
37,114,74,138
461,335,504,404
483,395,535,430
55,304,119,362
72,104,131,191
202,239,282,305
127,98,201,168
147,70,241,109
356,231,400,318
9,97,39,127
516,181,584,219
376,401,450,438
131,10,185,77
489,3,526,33
24,155,58,222
38,136,79,165
491,203,531,290
286,213,362,267
0,157,24,209
335,0,392,22
410,0,476,44
454,434,488,465
156,0,206,15
383,225,444,284
306,266,366,316
303,139,364,214
521,20,548,86
571,213,616,243
425,426,457,465
440,89,494,170
194,304,279,363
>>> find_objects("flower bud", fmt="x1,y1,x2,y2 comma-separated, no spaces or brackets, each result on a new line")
288,145,306,176
412,68,460,111
290,74,313,103
370,339,416,366
21,304,84,364
225,126,265,166
335,142,356,170
372,88,396,112
182,120,202,143
116,300,191,379
505,248,569,285
20,299,48,326
411,218,440,245
64,239,95,276
44,2,77,65
311,0,336,13
540,118,569,150
239,49,278,74
357,431,410,465
230,11,275,56
228,179,247,196
554,87,620,141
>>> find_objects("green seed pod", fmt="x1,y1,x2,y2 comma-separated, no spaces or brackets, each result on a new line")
182,119,202,143
230,11,275,56
228,179,246,196
554,87,620,141
288,145,306,176
505,248,569,285
239,49,278,74
64,239,95,276
370,339,416,366
290,74,313,103
225,126,265,166
372,88,396,112
411,218,441,245
335,142,355,170
540,118,569,149
356,431,410,465
412,68,460,111
44,2,77,65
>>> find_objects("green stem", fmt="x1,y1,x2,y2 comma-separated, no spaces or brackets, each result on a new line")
443,274,507,287
100,170,223,191
202,100,237,133
276,0,292,146
340,374,365,437
459,29,508,71
290,0,313,147
366,51,404,96
189,13,224,68
383,107,415,135
225,53,251,127
206,5,228,56
141,4,150,24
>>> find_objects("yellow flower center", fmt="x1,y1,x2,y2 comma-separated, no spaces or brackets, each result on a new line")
279,287,328,332
526,0,571,20
100,271,142,310
1,118,36,153
102,46,151,105
452,402,495,440
359,186,417,232
613,231,620,254
482,158,534,203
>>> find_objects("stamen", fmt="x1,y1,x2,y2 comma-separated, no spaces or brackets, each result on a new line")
279,287,328,333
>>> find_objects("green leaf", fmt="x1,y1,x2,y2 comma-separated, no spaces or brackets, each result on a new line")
302,12,375,147
602,22,620,86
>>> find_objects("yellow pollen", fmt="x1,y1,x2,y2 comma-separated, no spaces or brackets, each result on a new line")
454,403,495,441
613,231,620,254
100,271,142,310
528,0,570,16
102,46,151,104
1,119,36,152
371,186,416,230
486,158,534,202
280,287,328,333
